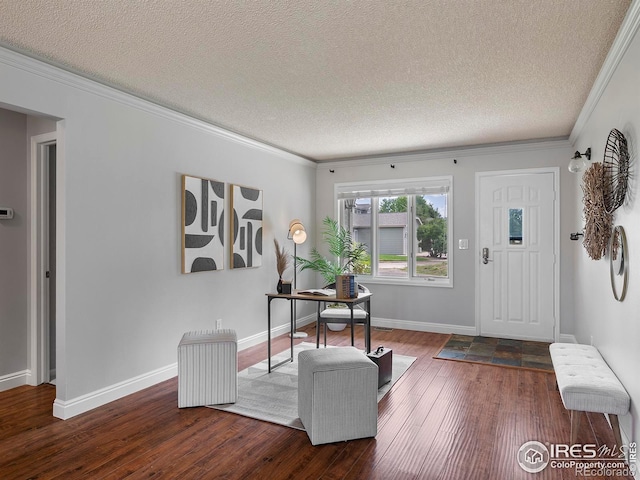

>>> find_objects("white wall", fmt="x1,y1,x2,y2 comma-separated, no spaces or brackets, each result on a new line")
27,115,57,138
0,108,28,384
315,140,576,336
571,15,640,448
0,47,316,417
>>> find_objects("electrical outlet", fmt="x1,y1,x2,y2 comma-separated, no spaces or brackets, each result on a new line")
216,319,222,330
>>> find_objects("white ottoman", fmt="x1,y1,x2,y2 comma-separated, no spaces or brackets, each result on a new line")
298,347,378,445
178,329,237,408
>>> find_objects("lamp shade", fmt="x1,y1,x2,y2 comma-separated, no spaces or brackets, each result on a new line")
289,219,307,244
568,149,591,173
568,156,585,173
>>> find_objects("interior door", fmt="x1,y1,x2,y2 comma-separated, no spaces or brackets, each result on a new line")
477,170,557,341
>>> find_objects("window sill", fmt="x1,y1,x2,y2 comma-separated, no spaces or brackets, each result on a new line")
356,276,453,288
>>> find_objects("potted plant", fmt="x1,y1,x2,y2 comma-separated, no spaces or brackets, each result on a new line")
295,216,367,298
273,238,292,293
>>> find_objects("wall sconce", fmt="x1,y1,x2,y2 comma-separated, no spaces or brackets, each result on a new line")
568,148,591,173
288,219,307,338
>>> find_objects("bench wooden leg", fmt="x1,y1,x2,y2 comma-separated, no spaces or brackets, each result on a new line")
571,410,581,444
609,414,623,447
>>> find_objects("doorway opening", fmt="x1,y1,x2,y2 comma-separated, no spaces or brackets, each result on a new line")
29,132,57,386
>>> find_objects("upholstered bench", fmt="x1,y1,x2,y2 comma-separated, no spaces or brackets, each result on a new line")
177,329,237,408
298,347,378,445
549,343,630,446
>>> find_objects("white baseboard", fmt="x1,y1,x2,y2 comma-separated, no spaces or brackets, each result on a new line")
53,363,177,420
0,370,29,392
49,317,574,420
236,313,316,351
559,334,578,343
52,314,319,420
372,317,477,336
238,315,475,351
240,315,475,350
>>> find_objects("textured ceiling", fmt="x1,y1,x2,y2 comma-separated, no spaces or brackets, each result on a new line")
0,1,631,161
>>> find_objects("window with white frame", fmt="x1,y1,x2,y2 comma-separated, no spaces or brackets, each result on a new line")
336,176,452,286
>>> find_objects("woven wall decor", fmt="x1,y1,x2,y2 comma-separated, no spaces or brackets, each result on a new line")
602,128,630,214
582,162,612,260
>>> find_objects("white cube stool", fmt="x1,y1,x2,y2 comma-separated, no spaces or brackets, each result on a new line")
298,347,378,445
178,329,237,408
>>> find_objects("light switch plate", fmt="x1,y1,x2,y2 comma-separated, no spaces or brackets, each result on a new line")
458,239,469,250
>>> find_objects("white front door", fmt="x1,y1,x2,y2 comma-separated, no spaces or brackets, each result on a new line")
477,170,557,341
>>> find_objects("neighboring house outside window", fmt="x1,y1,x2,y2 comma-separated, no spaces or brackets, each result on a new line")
336,176,452,287
352,212,407,255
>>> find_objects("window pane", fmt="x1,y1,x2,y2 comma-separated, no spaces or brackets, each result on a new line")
341,198,372,274
377,196,408,277
415,194,448,277
509,208,523,245
336,176,452,286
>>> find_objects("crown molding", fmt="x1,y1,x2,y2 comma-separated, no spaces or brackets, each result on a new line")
569,0,640,144
317,138,572,169
0,45,314,167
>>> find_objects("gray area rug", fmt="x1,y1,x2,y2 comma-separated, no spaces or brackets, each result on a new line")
209,342,416,430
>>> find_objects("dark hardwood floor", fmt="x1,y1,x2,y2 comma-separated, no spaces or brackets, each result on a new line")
0,325,632,479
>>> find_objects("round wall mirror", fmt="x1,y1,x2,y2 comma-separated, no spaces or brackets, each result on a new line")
609,225,628,301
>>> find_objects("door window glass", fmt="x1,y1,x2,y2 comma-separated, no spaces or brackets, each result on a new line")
509,208,523,245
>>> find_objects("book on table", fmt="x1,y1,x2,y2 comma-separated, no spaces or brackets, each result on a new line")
335,274,358,299
296,288,336,296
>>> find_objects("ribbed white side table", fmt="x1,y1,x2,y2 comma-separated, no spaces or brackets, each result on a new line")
178,329,237,408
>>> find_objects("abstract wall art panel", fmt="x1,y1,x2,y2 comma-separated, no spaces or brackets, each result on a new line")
182,174,225,273
230,184,263,269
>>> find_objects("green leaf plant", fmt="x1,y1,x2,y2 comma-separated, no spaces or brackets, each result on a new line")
295,216,368,285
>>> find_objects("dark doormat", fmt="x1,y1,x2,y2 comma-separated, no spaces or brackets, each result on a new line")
434,334,554,373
